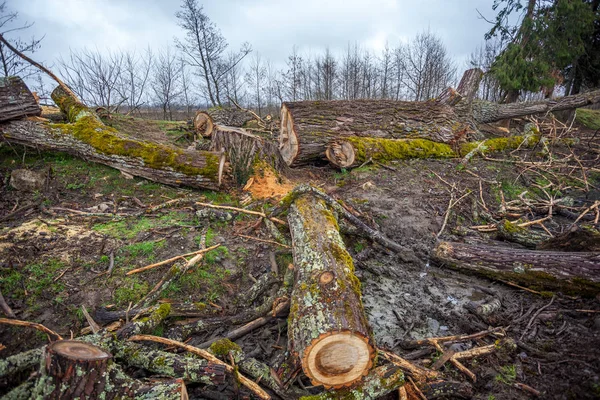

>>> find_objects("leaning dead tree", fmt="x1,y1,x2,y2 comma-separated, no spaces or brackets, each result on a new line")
280,68,600,167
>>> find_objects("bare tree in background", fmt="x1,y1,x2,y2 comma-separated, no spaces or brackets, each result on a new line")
404,31,456,101
151,47,182,121
222,50,246,107
469,39,504,102
117,48,153,115
284,46,303,101
179,57,196,119
245,52,266,116
315,48,336,100
58,49,125,110
393,44,408,100
175,0,251,107
0,1,43,79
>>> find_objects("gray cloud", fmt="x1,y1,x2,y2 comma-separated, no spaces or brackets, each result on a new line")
9,0,495,73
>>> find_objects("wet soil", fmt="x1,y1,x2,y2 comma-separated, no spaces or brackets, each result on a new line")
1,114,599,399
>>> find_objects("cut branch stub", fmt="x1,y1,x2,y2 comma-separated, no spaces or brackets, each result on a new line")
193,111,214,138
287,194,375,388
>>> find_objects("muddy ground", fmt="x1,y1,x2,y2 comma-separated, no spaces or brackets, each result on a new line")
1,111,600,399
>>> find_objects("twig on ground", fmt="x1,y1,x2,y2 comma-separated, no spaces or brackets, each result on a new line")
520,295,556,341
0,318,63,340
0,289,16,318
235,234,291,248
126,244,221,276
80,306,100,334
197,202,286,225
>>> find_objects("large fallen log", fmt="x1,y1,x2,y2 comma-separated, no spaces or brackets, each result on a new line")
279,99,470,166
0,76,41,122
433,241,600,295
1,86,225,190
287,194,376,388
30,340,187,399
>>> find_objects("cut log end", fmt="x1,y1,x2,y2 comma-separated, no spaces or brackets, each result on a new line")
49,340,111,362
303,331,375,389
193,111,214,138
279,104,299,166
325,140,355,168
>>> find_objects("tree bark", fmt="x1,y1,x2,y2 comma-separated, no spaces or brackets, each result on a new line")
0,76,41,122
279,100,470,166
210,125,289,184
32,340,188,399
206,107,253,127
1,119,225,191
433,241,600,295
472,88,600,123
287,194,376,389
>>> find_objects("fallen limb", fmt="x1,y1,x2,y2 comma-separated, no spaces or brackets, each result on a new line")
94,302,217,324
126,243,221,276
433,241,600,295
197,201,286,225
0,76,41,122
0,288,16,318
0,347,45,378
116,303,171,340
128,334,270,400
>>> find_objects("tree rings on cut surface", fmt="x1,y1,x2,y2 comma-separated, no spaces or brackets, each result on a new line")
49,340,111,361
193,111,214,138
319,271,335,285
303,331,374,388
326,140,355,168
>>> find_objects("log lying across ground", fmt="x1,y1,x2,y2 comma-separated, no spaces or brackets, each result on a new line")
433,241,600,295
287,194,376,388
279,99,471,166
326,131,541,168
280,68,600,167
1,86,225,190
0,76,41,122
28,340,188,399
210,125,289,184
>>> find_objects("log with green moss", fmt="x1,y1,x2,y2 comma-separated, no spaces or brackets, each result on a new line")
279,99,471,166
0,76,41,122
433,241,600,296
326,132,542,168
210,125,289,184
287,194,376,389
0,86,225,190
30,340,188,399
496,219,549,249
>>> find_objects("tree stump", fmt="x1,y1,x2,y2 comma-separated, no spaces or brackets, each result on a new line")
34,340,187,399
193,111,214,138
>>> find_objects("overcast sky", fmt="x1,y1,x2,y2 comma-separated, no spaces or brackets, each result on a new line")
9,0,496,72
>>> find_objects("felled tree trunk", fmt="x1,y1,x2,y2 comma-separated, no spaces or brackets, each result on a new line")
287,194,376,389
210,125,289,184
32,340,187,399
279,100,470,166
433,241,600,295
0,76,41,122
207,107,253,127
193,111,214,138
1,86,226,190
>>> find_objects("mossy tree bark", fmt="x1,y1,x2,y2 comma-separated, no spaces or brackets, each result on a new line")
1,85,225,190
210,125,289,184
287,195,376,389
31,340,188,399
0,76,41,122
279,100,470,166
433,241,600,296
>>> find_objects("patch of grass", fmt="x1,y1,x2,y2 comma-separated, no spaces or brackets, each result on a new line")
353,240,366,253
121,241,165,261
495,364,517,384
0,259,67,305
201,191,237,205
113,280,149,307
576,108,600,130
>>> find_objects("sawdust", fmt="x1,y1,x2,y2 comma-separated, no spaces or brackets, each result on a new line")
245,167,295,200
